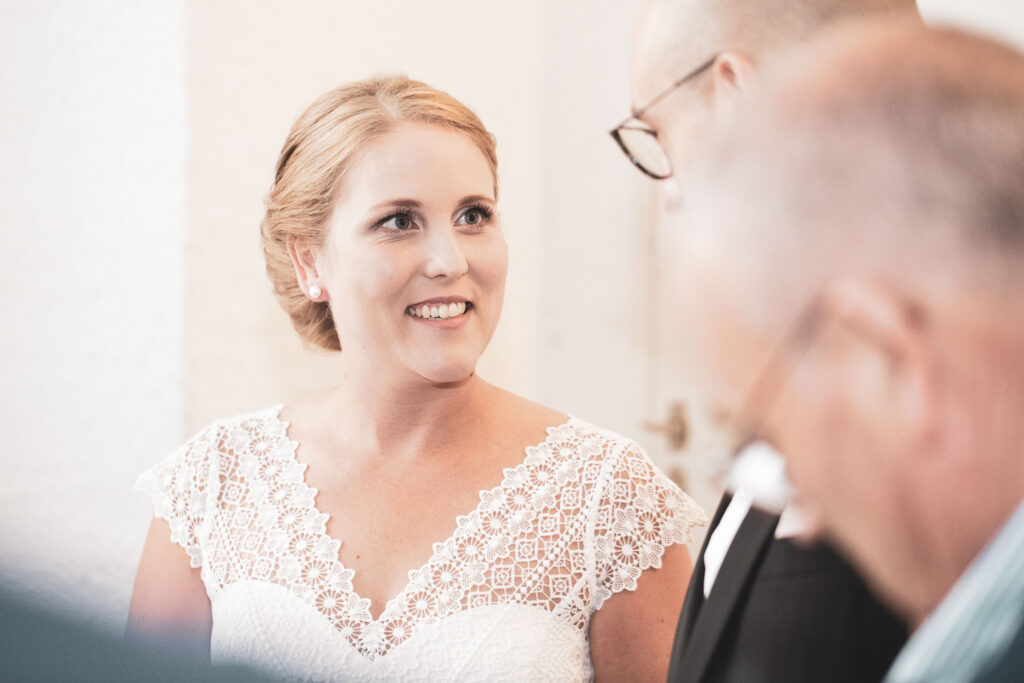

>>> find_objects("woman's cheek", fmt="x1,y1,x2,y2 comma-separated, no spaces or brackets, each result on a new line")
476,235,509,289
366,252,399,294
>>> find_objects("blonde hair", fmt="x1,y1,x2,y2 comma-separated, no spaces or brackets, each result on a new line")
261,76,498,351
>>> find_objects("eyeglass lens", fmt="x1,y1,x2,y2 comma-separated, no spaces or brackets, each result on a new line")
616,125,673,178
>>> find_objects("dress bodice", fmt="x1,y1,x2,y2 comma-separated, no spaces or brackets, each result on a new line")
138,405,707,681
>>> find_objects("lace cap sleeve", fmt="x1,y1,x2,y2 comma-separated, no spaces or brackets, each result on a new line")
135,423,221,568
591,439,707,610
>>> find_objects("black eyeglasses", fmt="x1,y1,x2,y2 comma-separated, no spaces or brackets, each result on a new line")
610,54,718,179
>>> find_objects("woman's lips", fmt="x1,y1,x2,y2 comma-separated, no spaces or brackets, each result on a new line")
404,298,474,326
406,300,470,320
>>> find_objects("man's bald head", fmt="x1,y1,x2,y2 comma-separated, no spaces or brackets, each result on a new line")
632,0,918,105
686,22,1024,328
678,21,1024,617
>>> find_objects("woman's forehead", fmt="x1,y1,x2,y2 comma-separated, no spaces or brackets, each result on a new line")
339,123,495,206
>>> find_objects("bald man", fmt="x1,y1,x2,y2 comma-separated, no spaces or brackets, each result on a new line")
676,20,1024,683
612,1,917,681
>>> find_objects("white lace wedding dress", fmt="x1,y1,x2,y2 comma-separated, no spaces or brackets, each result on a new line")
137,405,706,682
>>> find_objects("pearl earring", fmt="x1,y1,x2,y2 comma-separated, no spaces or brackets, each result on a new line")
309,284,322,299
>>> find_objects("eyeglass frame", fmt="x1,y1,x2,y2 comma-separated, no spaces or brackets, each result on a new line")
609,54,719,179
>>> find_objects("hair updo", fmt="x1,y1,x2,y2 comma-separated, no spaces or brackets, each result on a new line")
260,76,499,351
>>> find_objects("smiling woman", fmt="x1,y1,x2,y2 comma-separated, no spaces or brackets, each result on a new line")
262,78,500,353
288,116,506,386
125,76,706,681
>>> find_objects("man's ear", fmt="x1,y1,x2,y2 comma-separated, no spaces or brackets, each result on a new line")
711,52,758,104
818,279,937,447
287,240,326,301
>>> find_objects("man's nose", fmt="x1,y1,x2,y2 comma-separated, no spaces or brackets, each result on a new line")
423,225,469,279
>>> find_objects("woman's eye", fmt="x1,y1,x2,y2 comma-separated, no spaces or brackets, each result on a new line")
459,206,492,227
380,211,415,230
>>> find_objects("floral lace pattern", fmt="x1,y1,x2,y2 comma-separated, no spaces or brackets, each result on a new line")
138,405,707,673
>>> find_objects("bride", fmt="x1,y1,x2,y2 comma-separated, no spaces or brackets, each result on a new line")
126,76,706,681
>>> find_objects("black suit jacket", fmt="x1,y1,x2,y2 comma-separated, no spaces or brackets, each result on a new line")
667,493,907,683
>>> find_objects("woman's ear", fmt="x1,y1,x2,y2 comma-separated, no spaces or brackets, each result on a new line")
287,240,326,301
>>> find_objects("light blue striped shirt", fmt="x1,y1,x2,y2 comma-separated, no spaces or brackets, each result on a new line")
885,499,1024,683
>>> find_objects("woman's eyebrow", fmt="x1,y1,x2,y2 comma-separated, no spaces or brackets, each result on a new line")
367,195,494,213
369,198,423,210
458,194,495,205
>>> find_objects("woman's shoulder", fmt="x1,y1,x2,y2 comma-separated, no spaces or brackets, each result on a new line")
139,404,289,485
135,404,291,570
550,414,656,472
528,413,707,603
197,403,287,434
488,388,568,433
553,417,706,523
494,387,659,475
180,403,288,452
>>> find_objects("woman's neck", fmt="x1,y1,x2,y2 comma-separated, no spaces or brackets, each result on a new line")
318,364,501,464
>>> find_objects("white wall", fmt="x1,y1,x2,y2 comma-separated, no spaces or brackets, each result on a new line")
920,0,1024,48
536,1,656,435
0,1,185,632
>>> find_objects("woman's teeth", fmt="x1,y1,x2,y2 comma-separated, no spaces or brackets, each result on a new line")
407,301,469,320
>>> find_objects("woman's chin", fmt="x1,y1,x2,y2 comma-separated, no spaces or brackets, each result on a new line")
416,359,478,386
427,369,476,386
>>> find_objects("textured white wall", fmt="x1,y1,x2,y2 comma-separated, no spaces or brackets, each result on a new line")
0,1,185,633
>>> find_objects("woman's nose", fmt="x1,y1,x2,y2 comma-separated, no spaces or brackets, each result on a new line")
422,225,469,279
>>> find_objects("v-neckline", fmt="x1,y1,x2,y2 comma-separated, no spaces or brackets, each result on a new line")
270,404,577,630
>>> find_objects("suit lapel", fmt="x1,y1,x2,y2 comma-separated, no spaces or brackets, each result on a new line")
673,504,781,682
667,493,732,682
